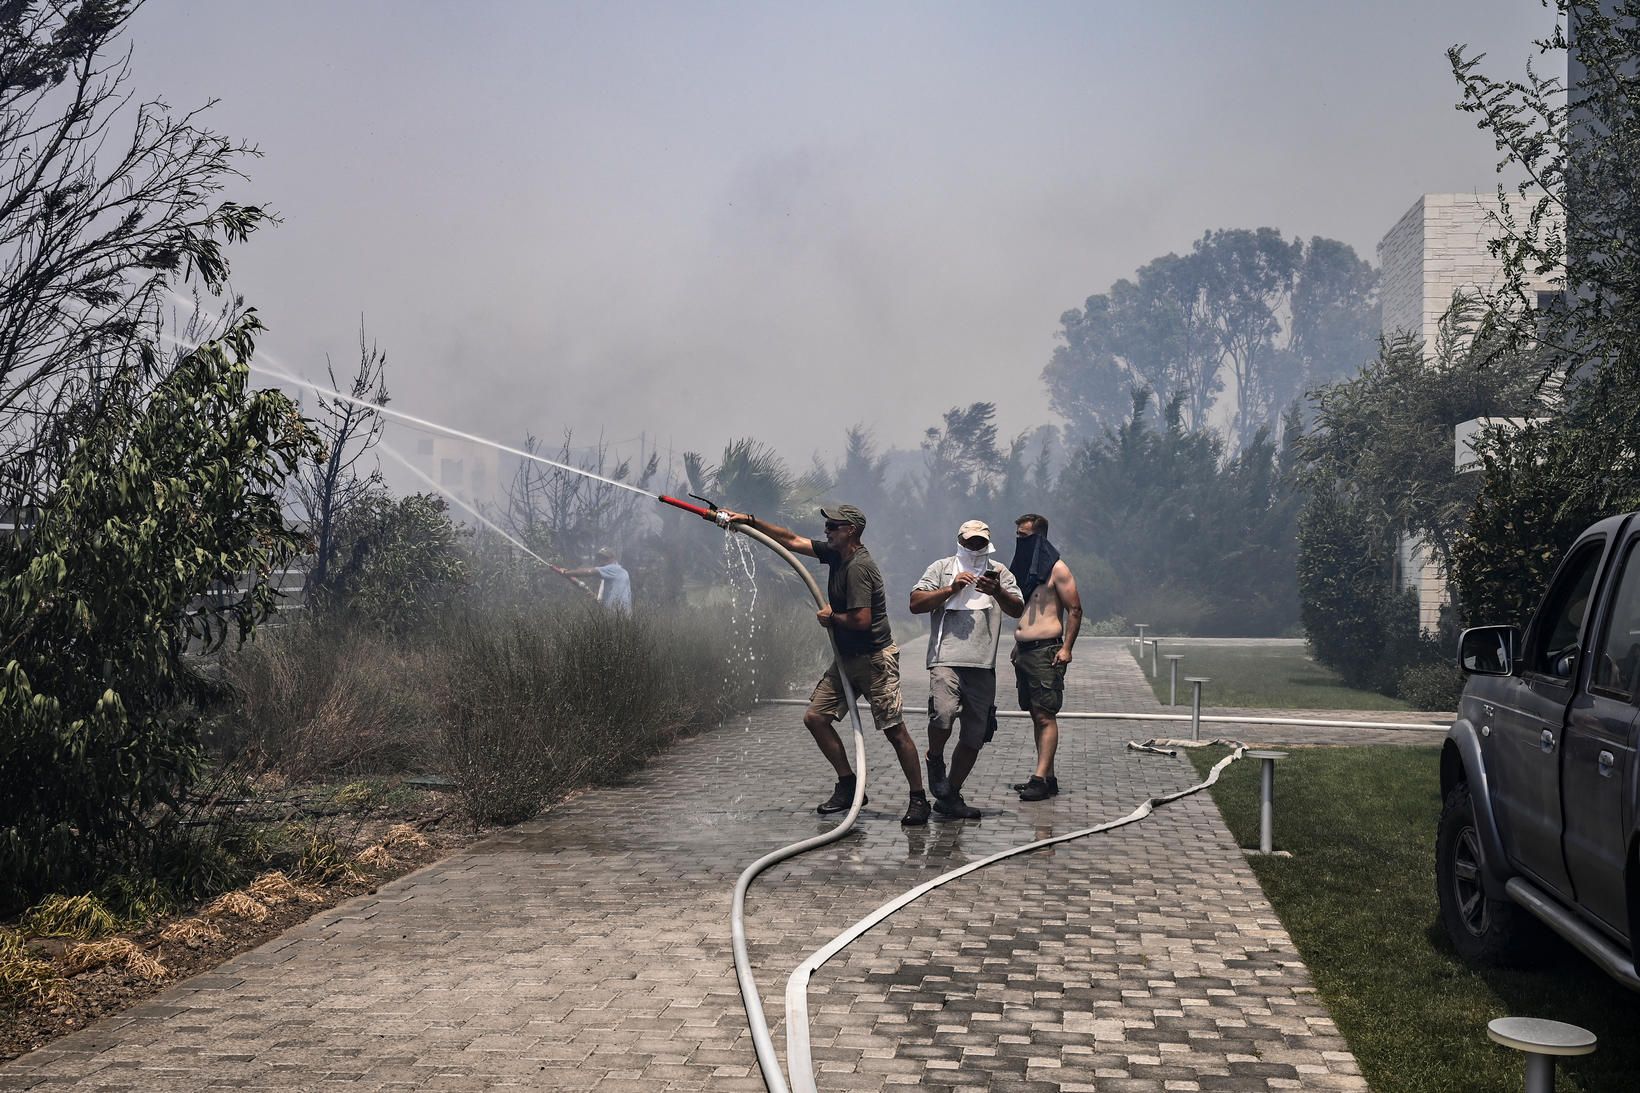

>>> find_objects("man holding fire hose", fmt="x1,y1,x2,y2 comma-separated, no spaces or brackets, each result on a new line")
717,504,932,826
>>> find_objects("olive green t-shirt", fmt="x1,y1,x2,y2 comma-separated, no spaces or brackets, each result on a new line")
812,543,895,656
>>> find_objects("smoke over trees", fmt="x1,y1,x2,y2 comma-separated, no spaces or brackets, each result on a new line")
1043,229,1378,449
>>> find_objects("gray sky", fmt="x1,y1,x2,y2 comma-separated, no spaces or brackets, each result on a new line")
140,0,1555,476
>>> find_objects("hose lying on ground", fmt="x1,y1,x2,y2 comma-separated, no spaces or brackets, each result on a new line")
779,738,1247,1092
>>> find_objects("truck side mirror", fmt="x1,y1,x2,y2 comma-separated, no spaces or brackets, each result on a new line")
1459,625,1518,676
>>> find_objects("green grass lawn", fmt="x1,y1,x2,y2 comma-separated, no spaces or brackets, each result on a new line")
1132,642,1414,711
1190,745,1640,1092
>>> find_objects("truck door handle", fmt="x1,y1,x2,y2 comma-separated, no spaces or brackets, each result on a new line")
1541,729,1556,752
1599,750,1615,776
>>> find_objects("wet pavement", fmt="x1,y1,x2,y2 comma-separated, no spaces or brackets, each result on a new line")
0,635,1379,1091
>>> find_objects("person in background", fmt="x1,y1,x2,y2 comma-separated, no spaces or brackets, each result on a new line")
1009,514,1082,801
717,504,931,826
910,519,1023,820
559,546,632,613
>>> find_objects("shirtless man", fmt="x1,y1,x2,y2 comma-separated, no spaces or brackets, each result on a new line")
1007,513,1082,801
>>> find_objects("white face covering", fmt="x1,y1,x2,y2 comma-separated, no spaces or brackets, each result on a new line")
948,541,996,610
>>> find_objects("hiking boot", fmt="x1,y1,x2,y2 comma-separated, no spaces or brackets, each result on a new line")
1018,776,1054,802
926,753,950,800
901,792,931,827
1012,774,1059,796
817,777,865,815
933,790,981,820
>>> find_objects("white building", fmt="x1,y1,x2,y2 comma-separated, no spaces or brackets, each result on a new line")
1378,193,1559,633
399,432,502,512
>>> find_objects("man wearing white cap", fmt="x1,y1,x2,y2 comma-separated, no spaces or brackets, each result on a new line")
909,519,1024,819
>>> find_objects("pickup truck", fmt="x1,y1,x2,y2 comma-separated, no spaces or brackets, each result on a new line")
1440,511,1640,989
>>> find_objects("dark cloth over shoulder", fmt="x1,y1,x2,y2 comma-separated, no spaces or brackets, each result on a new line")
1009,533,1060,603
812,542,895,656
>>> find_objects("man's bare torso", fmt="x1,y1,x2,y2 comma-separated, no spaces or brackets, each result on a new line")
1014,567,1066,642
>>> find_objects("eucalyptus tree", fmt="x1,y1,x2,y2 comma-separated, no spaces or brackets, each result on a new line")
1043,231,1377,450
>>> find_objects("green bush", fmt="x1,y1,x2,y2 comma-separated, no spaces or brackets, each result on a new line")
1296,485,1426,694
313,491,466,633
1396,660,1465,712
0,325,318,916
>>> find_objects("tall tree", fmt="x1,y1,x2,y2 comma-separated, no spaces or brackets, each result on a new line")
1196,228,1301,450
0,1,269,510
1044,231,1377,449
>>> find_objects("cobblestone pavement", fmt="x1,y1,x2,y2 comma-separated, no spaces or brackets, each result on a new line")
3,634,1372,1092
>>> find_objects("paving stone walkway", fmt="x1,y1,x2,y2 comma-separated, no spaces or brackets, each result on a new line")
1,634,1384,1092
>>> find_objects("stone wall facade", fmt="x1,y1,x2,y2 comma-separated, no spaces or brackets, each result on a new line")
1377,192,1516,351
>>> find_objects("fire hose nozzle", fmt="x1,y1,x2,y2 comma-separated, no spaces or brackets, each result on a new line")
657,494,720,522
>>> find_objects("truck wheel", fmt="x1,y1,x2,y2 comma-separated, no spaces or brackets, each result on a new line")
1436,782,1535,963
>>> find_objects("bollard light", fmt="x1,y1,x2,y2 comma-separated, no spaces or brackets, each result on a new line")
1244,751,1287,855
1486,1017,1596,1093
1165,655,1184,706
1134,623,1148,646
1185,677,1209,741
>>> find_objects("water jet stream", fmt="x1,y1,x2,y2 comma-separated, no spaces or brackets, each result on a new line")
374,439,598,600
248,361,657,498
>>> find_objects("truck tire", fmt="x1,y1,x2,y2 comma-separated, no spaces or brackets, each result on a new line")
1436,782,1536,964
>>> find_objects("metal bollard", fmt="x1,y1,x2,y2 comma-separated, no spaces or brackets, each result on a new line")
1245,751,1287,854
1134,623,1148,646
1150,639,1160,679
1486,1017,1596,1093
1165,655,1184,706
1185,677,1209,741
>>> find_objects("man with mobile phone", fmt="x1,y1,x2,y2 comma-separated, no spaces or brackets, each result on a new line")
910,519,1024,819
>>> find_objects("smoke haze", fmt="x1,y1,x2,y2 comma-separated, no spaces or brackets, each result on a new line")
140,0,1552,471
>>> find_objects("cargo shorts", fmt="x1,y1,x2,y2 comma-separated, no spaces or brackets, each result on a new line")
927,665,998,750
807,644,905,731
1012,639,1066,715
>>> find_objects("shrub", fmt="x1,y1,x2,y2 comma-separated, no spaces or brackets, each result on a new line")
1297,485,1426,694
1397,660,1466,712
20,894,119,940
0,323,318,915
439,599,815,826
215,620,439,780
313,491,466,633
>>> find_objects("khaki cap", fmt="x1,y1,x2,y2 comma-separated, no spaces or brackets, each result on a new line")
957,519,991,543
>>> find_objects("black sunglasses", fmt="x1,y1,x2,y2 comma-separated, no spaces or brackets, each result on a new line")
824,521,851,531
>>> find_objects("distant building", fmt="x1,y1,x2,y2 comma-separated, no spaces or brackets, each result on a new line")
400,432,502,512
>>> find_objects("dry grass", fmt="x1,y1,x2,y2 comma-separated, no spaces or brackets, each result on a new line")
0,929,68,1012
60,939,167,981
156,918,224,948
352,845,395,870
202,891,270,924
246,872,322,907
216,621,439,781
20,894,119,940
293,834,360,886
380,824,429,851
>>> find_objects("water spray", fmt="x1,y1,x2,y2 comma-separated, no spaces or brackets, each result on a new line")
374,440,597,600
204,339,1248,1090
